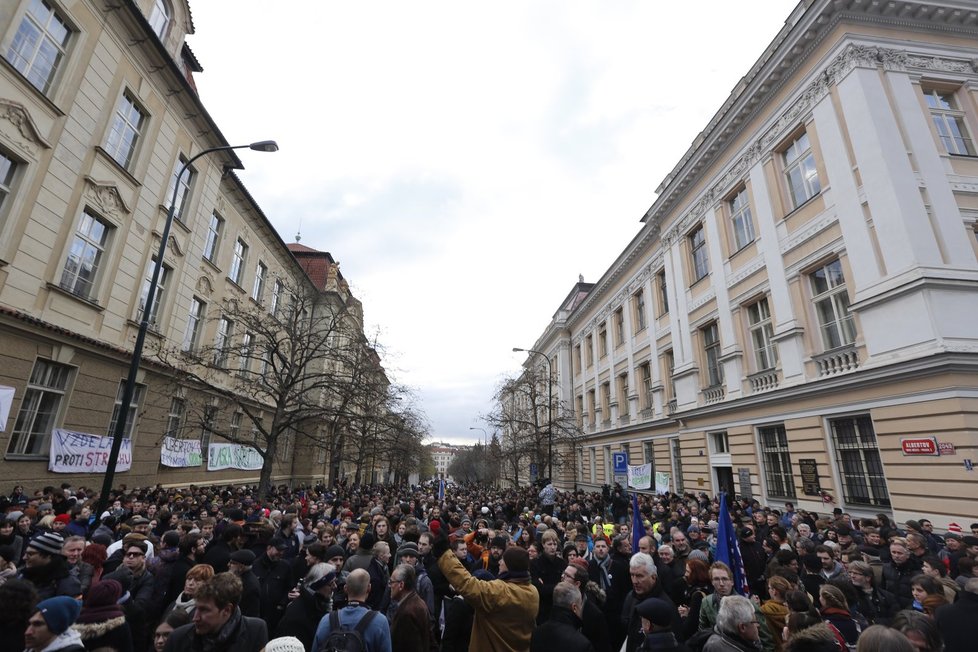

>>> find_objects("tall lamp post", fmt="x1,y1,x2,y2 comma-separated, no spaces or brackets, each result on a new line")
469,426,487,447
513,347,554,483
96,140,278,519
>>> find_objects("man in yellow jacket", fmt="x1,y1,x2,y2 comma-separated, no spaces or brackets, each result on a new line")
436,537,539,652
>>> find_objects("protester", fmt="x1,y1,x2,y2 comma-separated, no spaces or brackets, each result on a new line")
71,579,133,652
275,562,336,650
311,568,391,652
25,595,84,652
163,572,268,652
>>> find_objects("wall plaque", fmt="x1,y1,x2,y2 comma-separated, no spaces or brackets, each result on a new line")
799,458,820,496
738,467,752,500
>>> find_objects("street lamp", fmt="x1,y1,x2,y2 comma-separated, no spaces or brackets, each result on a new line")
469,426,487,447
96,140,278,518
513,347,554,483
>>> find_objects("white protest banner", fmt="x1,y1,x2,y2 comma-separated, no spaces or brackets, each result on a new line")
207,442,263,471
0,385,13,431
49,429,131,473
161,436,202,467
627,462,652,490
655,471,671,495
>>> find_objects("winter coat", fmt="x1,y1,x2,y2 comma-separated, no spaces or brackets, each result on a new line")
531,552,567,623
72,615,134,652
698,594,774,652
530,606,595,652
820,607,860,648
274,588,330,651
759,601,788,652
17,557,82,600
163,608,268,652
252,553,291,629
622,584,680,652
25,628,86,652
391,590,431,652
638,631,693,652
438,549,539,652
238,569,261,618
852,586,899,626
880,557,921,608
934,590,978,652
581,592,611,652
703,628,762,652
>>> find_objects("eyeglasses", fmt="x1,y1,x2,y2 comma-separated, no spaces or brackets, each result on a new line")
125,551,145,558
389,578,403,586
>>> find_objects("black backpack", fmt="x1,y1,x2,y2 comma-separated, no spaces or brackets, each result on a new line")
319,609,378,652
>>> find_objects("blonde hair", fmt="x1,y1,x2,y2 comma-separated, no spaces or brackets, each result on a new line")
819,584,849,610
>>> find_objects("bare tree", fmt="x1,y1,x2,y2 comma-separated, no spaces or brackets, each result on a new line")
152,275,392,497
486,366,581,487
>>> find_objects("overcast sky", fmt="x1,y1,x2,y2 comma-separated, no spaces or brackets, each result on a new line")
187,1,795,445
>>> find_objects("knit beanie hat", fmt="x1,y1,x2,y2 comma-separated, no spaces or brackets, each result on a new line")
325,544,346,561
265,636,305,652
36,596,81,634
76,580,124,624
29,531,65,556
54,513,71,525
502,546,530,573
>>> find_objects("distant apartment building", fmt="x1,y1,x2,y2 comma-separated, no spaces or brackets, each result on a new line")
515,0,978,528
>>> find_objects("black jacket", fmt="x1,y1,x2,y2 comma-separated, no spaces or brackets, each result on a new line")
530,606,596,652
275,589,330,651
17,556,81,600
622,583,680,652
238,569,262,618
853,585,899,626
880,557,922,608
252,554,291,627
163,608,268,652
934,590,978,652
531,552,568,624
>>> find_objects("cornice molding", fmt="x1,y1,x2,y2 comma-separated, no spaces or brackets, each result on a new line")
83,177,132,218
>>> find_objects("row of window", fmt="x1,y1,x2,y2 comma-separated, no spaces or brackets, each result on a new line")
6,356,274,459
7,0,173,97
584,414,889,508
575,259,857,421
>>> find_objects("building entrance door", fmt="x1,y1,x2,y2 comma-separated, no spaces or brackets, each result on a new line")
715,466,735,497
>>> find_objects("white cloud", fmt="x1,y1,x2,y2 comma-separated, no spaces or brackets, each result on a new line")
188,0,795,443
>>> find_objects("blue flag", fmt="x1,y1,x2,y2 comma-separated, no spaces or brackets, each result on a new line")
437,478,445,502
631,492,645,553
715,493,750,596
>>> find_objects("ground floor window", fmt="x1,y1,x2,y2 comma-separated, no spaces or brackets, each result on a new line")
758,424,795,499
829,415,890,507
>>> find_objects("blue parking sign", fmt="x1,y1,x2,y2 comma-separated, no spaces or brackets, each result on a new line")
613,452,628,474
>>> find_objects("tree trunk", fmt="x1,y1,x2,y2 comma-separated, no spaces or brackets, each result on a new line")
258,438,277,499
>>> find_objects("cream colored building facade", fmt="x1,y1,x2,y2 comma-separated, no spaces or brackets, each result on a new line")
520,0,978,528
0,0,371,488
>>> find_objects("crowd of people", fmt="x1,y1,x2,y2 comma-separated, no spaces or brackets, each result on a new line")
1,479,977,652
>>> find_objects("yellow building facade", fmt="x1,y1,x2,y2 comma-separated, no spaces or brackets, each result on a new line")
0,0,373,489
520,0,978,528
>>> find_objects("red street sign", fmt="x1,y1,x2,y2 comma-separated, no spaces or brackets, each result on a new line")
901,438,939,456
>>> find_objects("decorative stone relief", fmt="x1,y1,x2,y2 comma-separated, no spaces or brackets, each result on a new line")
216,194,228,216
196,274,213,297
0,100,50,155
83,178,131,218
167,234,185,257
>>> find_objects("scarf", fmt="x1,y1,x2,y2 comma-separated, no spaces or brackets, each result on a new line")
198,606,241,652
174,592,196,613
497,569,530,582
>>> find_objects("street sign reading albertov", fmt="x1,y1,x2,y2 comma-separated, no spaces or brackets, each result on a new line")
613,452,629,474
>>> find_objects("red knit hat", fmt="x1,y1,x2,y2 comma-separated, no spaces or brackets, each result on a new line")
54,513,70,524
948,522,963,533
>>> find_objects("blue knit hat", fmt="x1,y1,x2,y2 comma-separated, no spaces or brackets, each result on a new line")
36,596,81,634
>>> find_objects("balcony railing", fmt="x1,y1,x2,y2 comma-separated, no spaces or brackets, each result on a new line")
814,345,859,377
748,369,780,394
666,399,678,414
619,414,630,425
703,385,725,405
640,407,654,420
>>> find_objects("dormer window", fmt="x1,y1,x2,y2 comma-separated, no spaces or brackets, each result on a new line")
148,0,171,40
